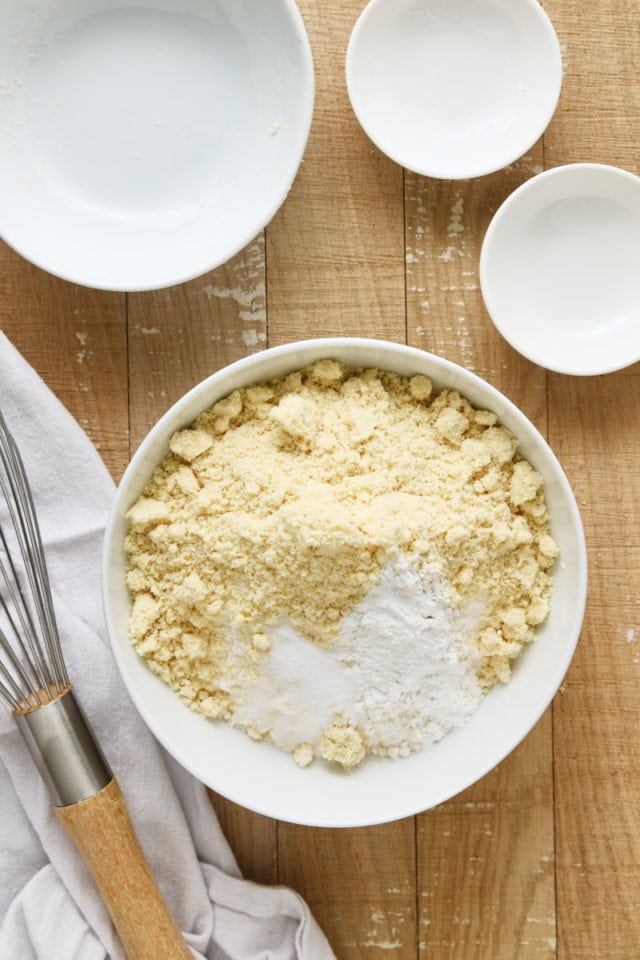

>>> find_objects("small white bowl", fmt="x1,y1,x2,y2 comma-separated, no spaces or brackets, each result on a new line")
346,0,562,180
103,338,587,828
480,163,640,375
0,1,314,291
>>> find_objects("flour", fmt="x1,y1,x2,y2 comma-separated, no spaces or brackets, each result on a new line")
233,555,483,766
125,360,557,769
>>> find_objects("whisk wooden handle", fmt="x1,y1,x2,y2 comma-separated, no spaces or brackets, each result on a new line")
56,778,192,960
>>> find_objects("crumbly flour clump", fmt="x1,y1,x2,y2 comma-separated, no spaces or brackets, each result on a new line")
125,360,558,768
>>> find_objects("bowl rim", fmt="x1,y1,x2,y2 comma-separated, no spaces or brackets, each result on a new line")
0,0,315,292
345,0,563,180
102,337,588,826
479,161,640,375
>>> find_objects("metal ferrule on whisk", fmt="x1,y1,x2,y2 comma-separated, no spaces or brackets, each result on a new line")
13,686,112,807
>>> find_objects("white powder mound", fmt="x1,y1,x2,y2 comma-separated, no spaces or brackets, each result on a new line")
233,622,357,749
233,556,483,765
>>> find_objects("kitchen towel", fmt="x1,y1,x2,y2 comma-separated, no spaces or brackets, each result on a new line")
0,331,335,960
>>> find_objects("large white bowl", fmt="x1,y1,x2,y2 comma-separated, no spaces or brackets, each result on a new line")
346,0,562,180
103,338,587,827
480,163,640,375
0,0,313,291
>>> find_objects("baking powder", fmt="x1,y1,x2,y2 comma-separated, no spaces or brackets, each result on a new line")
233,554,484,765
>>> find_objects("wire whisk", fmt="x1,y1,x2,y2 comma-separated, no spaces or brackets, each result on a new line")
0,413,70,711
0,407,191,960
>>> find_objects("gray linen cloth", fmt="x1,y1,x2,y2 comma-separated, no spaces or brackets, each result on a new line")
0,331,335,960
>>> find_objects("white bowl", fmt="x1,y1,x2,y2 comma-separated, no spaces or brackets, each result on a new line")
0,0,313,291
480,163,640,375
346,0,562,180
103,338,587,827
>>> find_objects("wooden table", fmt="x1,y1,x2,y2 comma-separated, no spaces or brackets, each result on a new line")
2,1,639,956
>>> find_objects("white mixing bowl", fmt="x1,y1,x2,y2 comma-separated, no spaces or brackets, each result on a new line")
480,163,640,375
346,0,562,180
103,339,587,827
0,0,314,291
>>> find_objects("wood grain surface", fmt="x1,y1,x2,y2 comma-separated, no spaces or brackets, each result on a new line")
2,0,639,957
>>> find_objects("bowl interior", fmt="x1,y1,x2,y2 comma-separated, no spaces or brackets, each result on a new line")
0,0,313,290
346,0,562,179
480,164,640,375
103,339,586,827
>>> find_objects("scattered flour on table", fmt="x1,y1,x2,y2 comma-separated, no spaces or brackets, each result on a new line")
125,360,558,769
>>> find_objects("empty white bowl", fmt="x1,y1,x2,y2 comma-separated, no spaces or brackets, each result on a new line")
480,163,640,375
0,0,314,291
103,338,586,827
346,0,562,180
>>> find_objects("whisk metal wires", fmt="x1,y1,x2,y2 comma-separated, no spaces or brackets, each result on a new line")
0,409,70,713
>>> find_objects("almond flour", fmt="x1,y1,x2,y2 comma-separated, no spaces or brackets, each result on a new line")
124,360,558,768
